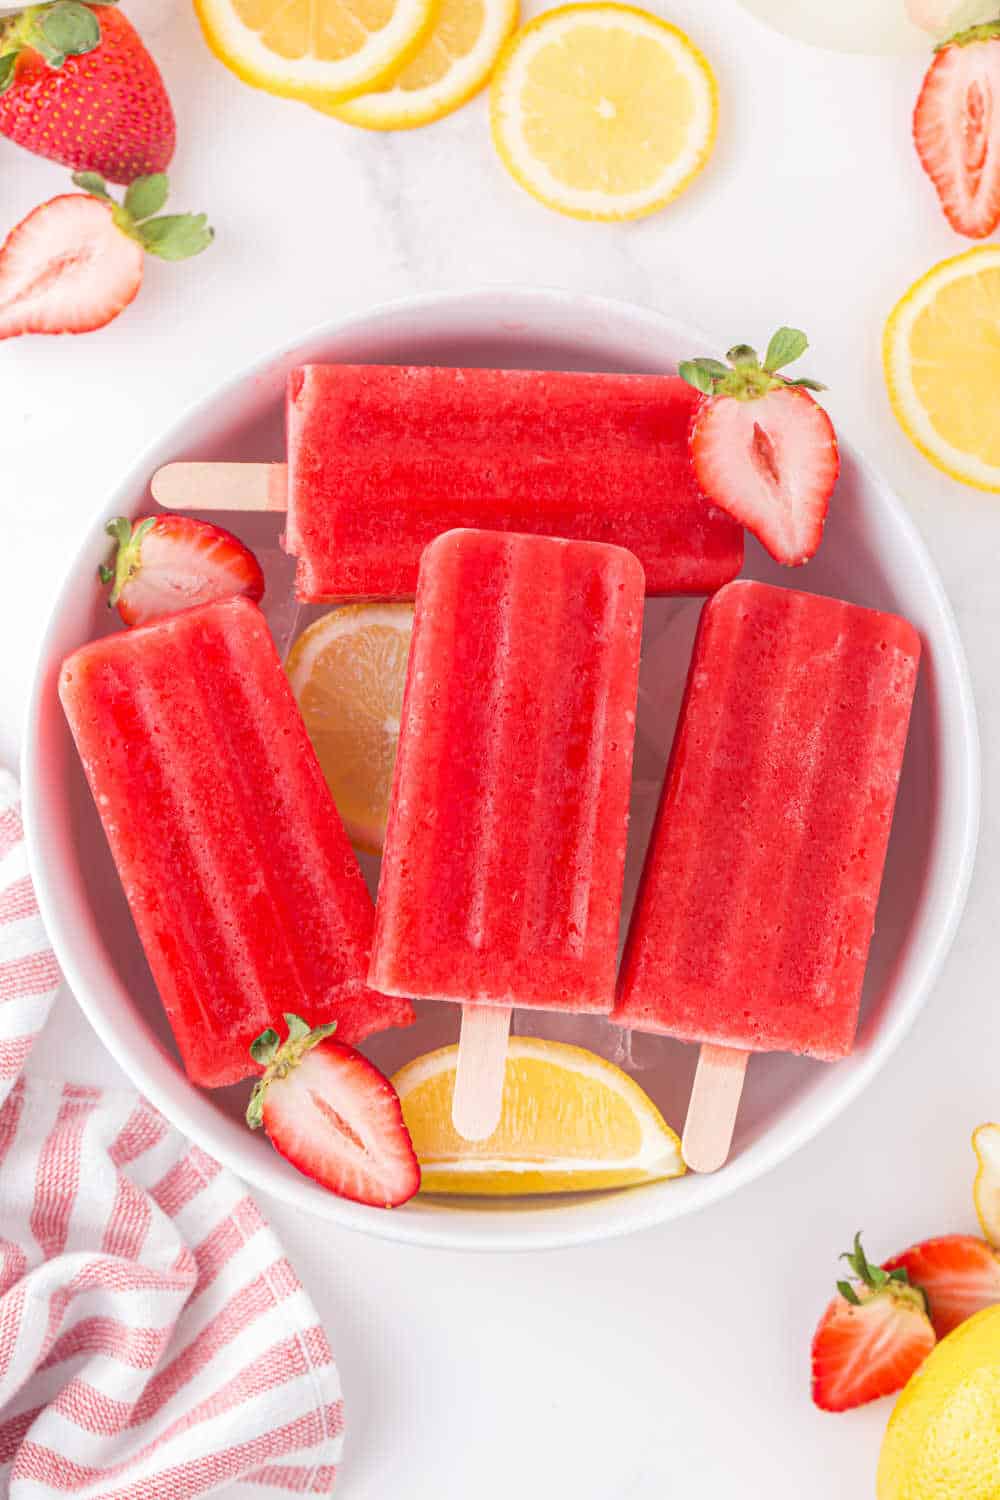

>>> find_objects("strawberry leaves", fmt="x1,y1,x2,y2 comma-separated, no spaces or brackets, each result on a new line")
72,170,214,260
123,172,169,221
98,515,155,605
936,18,1000,50
837,1231,920,1306
764,326,809,373
680,327,827,400
0,0,119,89
246,1014,339,1130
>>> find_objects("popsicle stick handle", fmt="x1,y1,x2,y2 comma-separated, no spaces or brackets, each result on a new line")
681,1045,750,1174
451,1005,512,1142
151,462,289,513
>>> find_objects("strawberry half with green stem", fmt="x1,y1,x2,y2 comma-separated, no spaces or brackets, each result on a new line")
914,18,1000,239
679,328,839,567
0,172,212,341
0,1,175,184
100,514,264,626
247,1015,420,1210
811,1233,936,1412
884,1234,1000,1339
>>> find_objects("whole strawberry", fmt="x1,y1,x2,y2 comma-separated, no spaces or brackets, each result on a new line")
914,19,1000,239
0,0,175,184
679,328,839,567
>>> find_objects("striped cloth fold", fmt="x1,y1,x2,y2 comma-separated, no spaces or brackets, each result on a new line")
0,771,344,1497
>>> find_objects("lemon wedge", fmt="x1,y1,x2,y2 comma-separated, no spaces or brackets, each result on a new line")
286,603,413,854
325,0,517,128
973,1123,1000,1248
193,0,437,104
489,3,717,221
392,1037,685,1194
884,246,1000,492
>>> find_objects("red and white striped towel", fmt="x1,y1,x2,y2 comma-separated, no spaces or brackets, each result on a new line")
0,770,345,1497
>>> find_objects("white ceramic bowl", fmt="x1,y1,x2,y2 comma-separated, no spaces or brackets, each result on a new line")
22,289,979,1251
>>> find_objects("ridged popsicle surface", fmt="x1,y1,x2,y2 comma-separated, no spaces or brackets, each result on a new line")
614,580,921,1060
59,597,412,1088
284,364,743,601
371,529,644,1011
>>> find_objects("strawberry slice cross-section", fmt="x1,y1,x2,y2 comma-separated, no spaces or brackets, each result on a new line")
679,328,839,568
247,1015,420,1210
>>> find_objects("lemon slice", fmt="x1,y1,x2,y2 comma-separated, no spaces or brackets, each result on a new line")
286,604,413,854
489,3,717,221
884,246,1000,492
193,0,437,104
392,1037,685,1194
324,0,518,128
973,1123,1000,1248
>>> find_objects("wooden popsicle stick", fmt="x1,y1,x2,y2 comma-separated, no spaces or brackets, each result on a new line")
681,1044,750,1174
151,462,289,513
451,1005,512,1142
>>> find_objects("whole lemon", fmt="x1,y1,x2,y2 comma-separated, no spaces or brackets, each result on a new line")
877,1304,1000,1500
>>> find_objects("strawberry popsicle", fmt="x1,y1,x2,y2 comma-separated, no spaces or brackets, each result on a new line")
59,596,412,1089
370,528,644,1012
615,579,921,1061
283,365,743,602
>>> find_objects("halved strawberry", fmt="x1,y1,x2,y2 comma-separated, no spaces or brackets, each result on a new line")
914,21,1000,240
680,329,839,567
0,172,211,341
884,1234,1000,1339
99,515,265,626
811,1233,936,1412
246,1015,420,1210
0,193,142,339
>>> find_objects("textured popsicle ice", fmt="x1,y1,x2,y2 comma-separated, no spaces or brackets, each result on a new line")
370,529,644,1011
59,596,412,1089
284,365,743,602
614,580,921,1060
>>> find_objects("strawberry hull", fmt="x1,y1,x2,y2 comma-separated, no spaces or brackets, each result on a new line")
59,597,413,1089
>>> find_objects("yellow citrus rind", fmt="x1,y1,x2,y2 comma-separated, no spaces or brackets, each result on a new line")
489,3,717,222
193,0,438,105
884,245,1000,493
286,603,413,855
973,1122,1000,1248
324,0,518,128
392,1037,685,1195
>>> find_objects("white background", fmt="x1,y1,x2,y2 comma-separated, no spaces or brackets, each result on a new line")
2,1,999,1494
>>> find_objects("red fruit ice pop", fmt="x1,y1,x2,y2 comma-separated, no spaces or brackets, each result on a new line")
370,528,644,1137
59,596,412,1088
151,365,744,603
615,580,921,1171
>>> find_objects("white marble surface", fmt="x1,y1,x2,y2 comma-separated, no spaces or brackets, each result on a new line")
2,1,998,1494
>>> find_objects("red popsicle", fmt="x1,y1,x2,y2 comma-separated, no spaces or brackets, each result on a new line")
283,365,743,601
59,596,412,1089
615,580,921,1168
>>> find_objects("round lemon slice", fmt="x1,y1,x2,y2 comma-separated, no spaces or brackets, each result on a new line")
392,1037,685,1194
489,3,717,221
884,246,1000,492
286,603,413,854
193,0,437,105
973,1123,1000,1248
324,0,518,128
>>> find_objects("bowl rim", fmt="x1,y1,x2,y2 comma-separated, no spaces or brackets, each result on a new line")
21,285,981,1252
